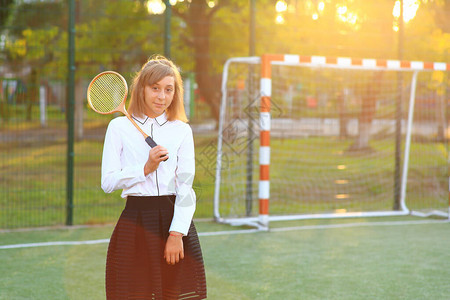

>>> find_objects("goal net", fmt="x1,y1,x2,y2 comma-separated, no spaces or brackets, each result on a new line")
214,54,449,228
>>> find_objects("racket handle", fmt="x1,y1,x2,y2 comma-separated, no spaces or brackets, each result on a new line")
145,136,169,161
145,136,158,148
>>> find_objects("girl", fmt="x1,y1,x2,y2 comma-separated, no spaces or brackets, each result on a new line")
101,55,207,299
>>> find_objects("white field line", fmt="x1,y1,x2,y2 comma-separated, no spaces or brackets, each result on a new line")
0,239,111,249
269,219,449,233
0,219,448,250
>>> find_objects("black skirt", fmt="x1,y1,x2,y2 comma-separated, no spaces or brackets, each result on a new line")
106,195,207,299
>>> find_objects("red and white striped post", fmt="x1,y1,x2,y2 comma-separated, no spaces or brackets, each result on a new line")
259,54,284,228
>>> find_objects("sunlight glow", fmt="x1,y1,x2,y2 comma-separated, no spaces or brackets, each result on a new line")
318,1,325,12
393,0,420,23
275,14,285,24
303,0,327,20
276,0,288,13
336,5,358,26
147,0,165,15
147,0,186,14
337,5,347,15
207,1,215,8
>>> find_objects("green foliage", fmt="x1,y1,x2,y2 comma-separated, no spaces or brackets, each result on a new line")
208,1,250,72
6,26,59,61
75,0,164,74
3,0,449,87
4,0,165,80
0,0,14,28
7,2,65,37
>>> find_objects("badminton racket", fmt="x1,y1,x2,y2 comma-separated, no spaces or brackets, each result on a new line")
87,71,167,159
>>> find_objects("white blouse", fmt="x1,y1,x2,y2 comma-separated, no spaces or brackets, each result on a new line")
101,112,196,236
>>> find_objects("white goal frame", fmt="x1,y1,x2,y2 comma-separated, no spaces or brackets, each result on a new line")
214,54,450,229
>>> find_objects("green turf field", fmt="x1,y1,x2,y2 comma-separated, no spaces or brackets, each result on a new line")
0,217,448,300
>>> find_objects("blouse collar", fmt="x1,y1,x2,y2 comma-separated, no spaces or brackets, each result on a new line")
131,111,168,126
154,111,168,126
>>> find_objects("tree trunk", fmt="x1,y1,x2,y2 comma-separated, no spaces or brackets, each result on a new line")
188,1,221,122
338,90,348,138
348,72,383,152
27,69,39,121
436,92,445,142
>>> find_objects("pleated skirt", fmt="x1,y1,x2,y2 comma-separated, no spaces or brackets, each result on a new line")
106,195,207,299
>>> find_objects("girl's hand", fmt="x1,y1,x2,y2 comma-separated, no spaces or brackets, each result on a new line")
144,145,168,175
164,232,184,265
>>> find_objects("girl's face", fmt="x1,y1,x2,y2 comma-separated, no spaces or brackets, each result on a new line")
143,75,175,118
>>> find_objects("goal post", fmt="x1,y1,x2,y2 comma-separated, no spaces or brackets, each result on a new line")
214,54,449,229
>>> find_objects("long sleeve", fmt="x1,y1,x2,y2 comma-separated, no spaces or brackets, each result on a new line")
169,127,196,236
101,120,147,194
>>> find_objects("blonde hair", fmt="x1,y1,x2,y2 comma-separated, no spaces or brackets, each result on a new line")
128,55,187,122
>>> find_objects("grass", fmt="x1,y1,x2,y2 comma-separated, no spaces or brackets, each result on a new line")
0,217,449,299
217,136,447,217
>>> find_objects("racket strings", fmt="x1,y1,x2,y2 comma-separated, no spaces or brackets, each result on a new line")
89,73,127,113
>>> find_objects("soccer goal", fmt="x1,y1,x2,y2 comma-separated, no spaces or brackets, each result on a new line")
214,54,449,229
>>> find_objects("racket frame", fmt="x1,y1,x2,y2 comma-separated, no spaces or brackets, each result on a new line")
87,71,160,149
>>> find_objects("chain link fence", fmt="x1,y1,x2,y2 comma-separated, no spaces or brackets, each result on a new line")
0,0,448,228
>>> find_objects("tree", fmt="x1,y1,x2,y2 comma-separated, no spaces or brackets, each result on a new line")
4,0,448,126
5,0,163,136
172,0,247,122
430,0,450,33
3,1,64,121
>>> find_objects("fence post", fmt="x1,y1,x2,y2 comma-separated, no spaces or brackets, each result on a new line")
164,0,171,59
393,0,404,210
66,0,76,226
246,0,256,217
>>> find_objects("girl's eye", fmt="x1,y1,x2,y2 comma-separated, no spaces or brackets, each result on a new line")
166,88,173,93
152,87,159,91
